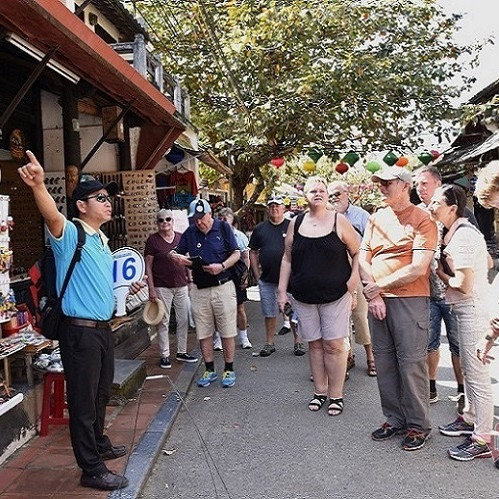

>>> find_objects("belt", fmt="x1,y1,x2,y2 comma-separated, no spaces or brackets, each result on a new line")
65,318,110,329
196,277,231,289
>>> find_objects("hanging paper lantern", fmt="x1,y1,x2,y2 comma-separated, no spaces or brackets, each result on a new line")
396,156,409,167
418,151,434,166
270,157,285,168
430,149,440,160
366,161,382,173
307,148,323,163
383,151,399,166
342,151,360,166
336,162,349,174
302,158,316,173
283,196,291,205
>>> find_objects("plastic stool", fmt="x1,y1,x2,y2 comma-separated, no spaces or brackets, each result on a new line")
39,372,69,436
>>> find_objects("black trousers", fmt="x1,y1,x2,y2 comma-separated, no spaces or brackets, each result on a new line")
59,324,114,476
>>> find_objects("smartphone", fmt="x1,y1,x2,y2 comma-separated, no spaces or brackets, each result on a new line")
188,256,209,270
283,302,293,317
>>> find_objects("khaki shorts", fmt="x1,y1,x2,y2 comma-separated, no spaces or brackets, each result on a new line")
293,292,352,343
190,281,237,340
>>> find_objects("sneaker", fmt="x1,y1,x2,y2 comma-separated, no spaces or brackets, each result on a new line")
278,326,291,336
293,343,306,356
439,416,474,437
429,391,439,404
197,370,217,387
371,422,404,441
402,428,431,451
176,352,198,363
347,355,355,371
448,437,492,461
221,370,236,388
260,343,276,357
160,357,171,369
239,332,252,349
213,333,223,351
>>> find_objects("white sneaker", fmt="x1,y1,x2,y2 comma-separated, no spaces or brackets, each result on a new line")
239,331,252,349
213,332,223,351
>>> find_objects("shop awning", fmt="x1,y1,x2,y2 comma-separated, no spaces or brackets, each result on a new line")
439,130,499,168
0,0,185,169
164,143,232,176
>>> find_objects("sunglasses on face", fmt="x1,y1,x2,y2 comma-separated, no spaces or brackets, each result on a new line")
329,191,343,198
157,217,172,223
378,179,400,187
81,193,112,203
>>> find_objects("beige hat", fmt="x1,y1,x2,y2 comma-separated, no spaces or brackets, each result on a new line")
142,299,166,326
372,166,413,187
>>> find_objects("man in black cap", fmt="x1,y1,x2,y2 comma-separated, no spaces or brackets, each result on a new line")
18,151,143,491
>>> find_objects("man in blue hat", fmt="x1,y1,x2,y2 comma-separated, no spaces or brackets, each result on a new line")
18,151,143,491
170,198,240,388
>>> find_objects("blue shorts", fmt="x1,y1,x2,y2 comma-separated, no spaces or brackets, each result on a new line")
258,280,278,317
427,299,460,356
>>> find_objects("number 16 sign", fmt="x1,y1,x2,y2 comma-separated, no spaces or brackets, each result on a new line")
112,247,145,317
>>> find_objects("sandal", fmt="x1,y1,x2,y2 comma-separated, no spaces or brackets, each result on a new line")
308,394,327,412
327,398,344,416
367,360,377,377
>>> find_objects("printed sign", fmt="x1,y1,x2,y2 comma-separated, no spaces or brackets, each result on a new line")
112,247,145,316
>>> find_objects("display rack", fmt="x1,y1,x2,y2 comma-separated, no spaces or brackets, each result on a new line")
0,195,15,325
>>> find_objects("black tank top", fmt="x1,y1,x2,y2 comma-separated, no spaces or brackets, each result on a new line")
290,212,351,304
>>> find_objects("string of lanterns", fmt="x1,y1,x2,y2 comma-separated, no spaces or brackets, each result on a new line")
269,148,441,175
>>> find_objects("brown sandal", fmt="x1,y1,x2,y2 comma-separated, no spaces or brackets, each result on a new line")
367,360,377,377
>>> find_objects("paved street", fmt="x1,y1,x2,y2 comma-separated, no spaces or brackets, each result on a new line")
141,289,499,499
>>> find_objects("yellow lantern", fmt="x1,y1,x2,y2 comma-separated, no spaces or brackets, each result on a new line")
302,158,316,173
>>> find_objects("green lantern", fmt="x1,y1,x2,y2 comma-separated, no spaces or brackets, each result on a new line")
366,161,382,173
418,151,434,165
343,151,360,166
383,151,399,166
308,148,323,163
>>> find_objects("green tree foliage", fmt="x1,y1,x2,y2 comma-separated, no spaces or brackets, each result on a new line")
126,0,480,211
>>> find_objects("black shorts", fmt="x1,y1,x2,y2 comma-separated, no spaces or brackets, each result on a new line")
236,286,247,305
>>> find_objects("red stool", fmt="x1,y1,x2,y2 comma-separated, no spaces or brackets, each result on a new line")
39,372,69,436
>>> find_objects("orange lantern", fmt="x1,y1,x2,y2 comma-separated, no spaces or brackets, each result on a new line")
396,156,409,167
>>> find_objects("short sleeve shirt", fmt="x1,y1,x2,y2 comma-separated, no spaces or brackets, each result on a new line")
361,204,437,297
176,219,238,288
49,218,115,320
249,219,290,284
144,232,188,288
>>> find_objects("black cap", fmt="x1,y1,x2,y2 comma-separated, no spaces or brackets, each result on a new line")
72,180,118,201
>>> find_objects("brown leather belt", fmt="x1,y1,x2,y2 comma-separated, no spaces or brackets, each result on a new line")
65,318,110,329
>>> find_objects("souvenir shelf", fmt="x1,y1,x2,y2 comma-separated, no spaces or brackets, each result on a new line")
0,195,15,327
97,171,159,253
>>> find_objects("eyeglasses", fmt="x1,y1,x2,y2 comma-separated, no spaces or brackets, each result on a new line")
378,179,400,187
81,193,112,203
157,217,172,223
329,191,343,198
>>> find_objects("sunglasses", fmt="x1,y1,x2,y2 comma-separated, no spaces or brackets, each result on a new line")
378,179,400,187
157,217,172,223
81,193,113,203
329,191,343,198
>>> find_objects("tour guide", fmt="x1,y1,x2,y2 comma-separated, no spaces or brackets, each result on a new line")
18,151,143,492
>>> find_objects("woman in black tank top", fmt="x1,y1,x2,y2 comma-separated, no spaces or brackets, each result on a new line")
277,176,360,416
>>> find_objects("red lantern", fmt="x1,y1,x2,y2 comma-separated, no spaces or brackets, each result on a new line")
336,162,349,174
396,156,409,167
430,150,440,160
270,157,285,168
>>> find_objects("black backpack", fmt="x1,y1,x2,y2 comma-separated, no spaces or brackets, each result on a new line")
27,221,86,340
219,221,249,290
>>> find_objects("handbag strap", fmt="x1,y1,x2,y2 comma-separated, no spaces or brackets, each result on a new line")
58,221,86,300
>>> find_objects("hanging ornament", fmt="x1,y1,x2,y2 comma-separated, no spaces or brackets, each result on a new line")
418,151,434,165
383,151,399,166
430,149,440,160
396,156,409,167
335,162,349,174
270,157,285,168
302,158,316,173
342,151,360,167
366,161,382,173
307,148,323,163
283,196,291,205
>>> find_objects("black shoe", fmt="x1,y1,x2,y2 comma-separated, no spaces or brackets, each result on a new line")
429,391,439,404
260,344,276,357
371,423,404,441
293,343,306,356
160,357,171,369
278,326,291,336
99,445,127,461
176,352,199,363
402,428,430,451
495,457,499,469
80,471,129,490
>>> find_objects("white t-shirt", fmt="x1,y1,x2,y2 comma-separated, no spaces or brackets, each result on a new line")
443,218,490,305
